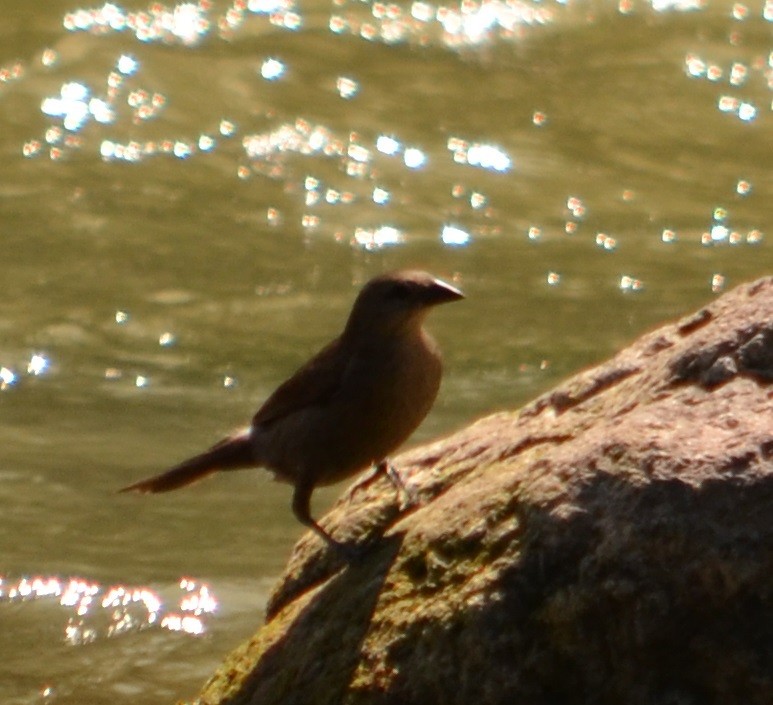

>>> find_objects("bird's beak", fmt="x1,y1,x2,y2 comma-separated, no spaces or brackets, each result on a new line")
428,277,465,305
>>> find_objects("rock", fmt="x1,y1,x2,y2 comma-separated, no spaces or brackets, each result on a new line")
194,277,773,705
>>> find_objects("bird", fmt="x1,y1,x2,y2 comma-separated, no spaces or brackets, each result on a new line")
121,270,464,557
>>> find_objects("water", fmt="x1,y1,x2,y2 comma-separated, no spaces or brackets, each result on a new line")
0,0,770,702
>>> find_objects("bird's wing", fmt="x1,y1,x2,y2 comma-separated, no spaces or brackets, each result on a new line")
252,336,349,428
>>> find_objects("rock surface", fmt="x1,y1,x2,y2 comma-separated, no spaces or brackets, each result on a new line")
194,277,773,705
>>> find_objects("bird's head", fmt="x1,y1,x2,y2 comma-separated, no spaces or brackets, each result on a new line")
344,270,464,338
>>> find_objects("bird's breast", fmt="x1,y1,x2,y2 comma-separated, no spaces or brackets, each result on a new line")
255,330,443,485
345,329,442,414
326,330,442,468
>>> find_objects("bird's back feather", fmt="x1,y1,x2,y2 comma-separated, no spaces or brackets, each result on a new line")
251,337,348,428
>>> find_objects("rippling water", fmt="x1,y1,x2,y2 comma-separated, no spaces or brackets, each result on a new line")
1,0,770,703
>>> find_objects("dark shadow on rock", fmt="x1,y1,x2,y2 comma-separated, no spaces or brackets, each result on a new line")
266,493,408,620
217,532,405,705
374,471,773,705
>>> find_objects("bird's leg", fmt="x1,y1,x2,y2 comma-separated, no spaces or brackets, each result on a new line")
348,463,383,497
376,459,418,509
291,479,359,561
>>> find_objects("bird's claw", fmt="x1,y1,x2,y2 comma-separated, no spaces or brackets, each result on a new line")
383,462,419,510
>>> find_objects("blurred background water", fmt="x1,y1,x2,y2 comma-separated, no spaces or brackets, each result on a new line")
0,0,770,702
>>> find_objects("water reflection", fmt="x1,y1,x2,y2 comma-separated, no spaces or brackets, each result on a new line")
0,574,218,644
7,0,768,259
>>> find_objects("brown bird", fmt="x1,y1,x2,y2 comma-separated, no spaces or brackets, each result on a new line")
121,270,463,556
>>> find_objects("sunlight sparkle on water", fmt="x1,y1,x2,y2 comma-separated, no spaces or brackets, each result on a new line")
411,1,434,22
736,180,752,196
353,225,404,249
1,575,219,644
302,214,321,230
173,140,194,158
260,58,285,80
22,140,43,157
731,2,751,20
620,275,644,292
64,3,212,45
746,229,763,244
441,224,471,246
403,146,427,168
729,62,748,86
27,354,49,376
737,102,756,121
718,95,738,112
684,53,706,77
274,10,302,29
373,186,391,204
266,207,282,225
100,140,148,161
595,233,617,251
707,64,723,81
329,14,349,33
90,98,115,124
243,122,338,160
661,229,677,243
651,0,706,11
470,191,487,209
249,0,287,12
332,0,554,46
220,119,237,136
337,76,359,99
0,367,17,390
717,95,757,121
116,54,139,75
449,138,512,172
0,60,24,86
41,82,90,130
198,134,216,151
437,0,554,47
64,4,127,32
376,134,402,155
347,143,370,163
160,614,204,634
566,196,586,219
710,224,730,242
45,127,63,145
41,49,59,68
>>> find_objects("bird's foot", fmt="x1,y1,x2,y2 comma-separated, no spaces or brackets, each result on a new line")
379,461,419,510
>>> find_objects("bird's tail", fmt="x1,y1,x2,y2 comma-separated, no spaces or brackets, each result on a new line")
120,428,254,493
